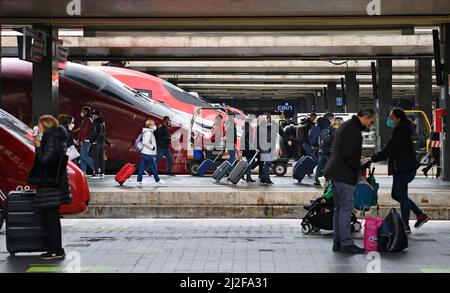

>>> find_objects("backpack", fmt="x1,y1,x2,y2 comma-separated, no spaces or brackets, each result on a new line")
354,168,379,212
318,128,332,151
378,208,408,252
308,125,322,147
354,180,376,212
135,132,144,152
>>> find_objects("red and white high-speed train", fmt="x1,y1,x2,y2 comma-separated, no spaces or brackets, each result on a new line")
1,58,201,174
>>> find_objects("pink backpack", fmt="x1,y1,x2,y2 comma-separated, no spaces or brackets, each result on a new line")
364,218,384,252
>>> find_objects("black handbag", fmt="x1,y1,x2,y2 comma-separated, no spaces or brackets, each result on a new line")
27,154,68,187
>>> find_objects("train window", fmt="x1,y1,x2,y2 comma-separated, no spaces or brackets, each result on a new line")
135,89,152,99
162,80,210,108
0,109,34,146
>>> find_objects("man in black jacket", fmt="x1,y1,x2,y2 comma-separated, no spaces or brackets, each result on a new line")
90,110,106,178
324,109,376,254
155,116,174,175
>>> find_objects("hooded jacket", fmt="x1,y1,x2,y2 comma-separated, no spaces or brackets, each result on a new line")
141,127,157,156
28,126,72,208
371,121,419,175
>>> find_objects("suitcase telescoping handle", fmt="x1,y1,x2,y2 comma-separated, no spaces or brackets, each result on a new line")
212,150,224,163
249,150,260,164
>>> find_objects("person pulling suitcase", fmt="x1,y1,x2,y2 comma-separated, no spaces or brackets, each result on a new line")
26,115,72,260
137,119,164,186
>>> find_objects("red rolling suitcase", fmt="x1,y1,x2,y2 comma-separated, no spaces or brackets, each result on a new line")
115,163,136,186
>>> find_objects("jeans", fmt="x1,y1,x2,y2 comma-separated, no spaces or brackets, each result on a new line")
332,180,355,246
80,141,94,173
43,206,62,252
156,148,173,174
392,170,423,226
137,154,160,182
227,149,237,164
315,152,330,181
261,161,272,181
92,144,105,175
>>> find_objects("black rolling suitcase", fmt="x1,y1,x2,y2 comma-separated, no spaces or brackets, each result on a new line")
293,156,317,183
227,152,259,185
212,157,238,182
6,190,48,256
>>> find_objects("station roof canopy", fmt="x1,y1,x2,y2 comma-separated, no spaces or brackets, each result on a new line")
0,0,450,29
1,0,447,100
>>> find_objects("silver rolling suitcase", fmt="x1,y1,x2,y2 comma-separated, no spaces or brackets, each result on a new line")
227,152,259,185
212,158,238,182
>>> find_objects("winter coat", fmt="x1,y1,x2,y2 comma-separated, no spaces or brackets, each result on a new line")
324,115,365,185
90,117,106,146
371,121,419,175
28,126,72,208
78,115,93,142
317,119,333,154
141,128,157,155
155,124,171,149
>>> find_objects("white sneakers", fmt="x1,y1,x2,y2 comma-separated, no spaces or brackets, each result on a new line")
137,180,164,186
318,177,327,189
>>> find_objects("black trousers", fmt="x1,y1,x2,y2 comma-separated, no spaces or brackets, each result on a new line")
92,144,105,174
42,207,62,251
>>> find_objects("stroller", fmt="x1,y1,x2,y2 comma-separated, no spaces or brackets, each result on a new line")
301,165,379,235
301,183,362,234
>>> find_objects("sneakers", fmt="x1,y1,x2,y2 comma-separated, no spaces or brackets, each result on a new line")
156,179,165,185
40,250,65,260
99,173,105,178
414,214,431,229
313,179,321,186
318,177,327,189
405,225,412,234
91,174,100,179
267,179,274,185
259,180,268,186
246,177,256,183
339,244,366,254
137,181,144,186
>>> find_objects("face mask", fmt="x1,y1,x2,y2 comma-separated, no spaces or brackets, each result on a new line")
386,118,395,128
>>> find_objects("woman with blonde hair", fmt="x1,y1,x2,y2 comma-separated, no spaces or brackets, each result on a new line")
27,115,72,260
136,119,163,185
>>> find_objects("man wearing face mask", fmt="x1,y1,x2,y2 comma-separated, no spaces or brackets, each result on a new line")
324,109,376,254
366,109,430,233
